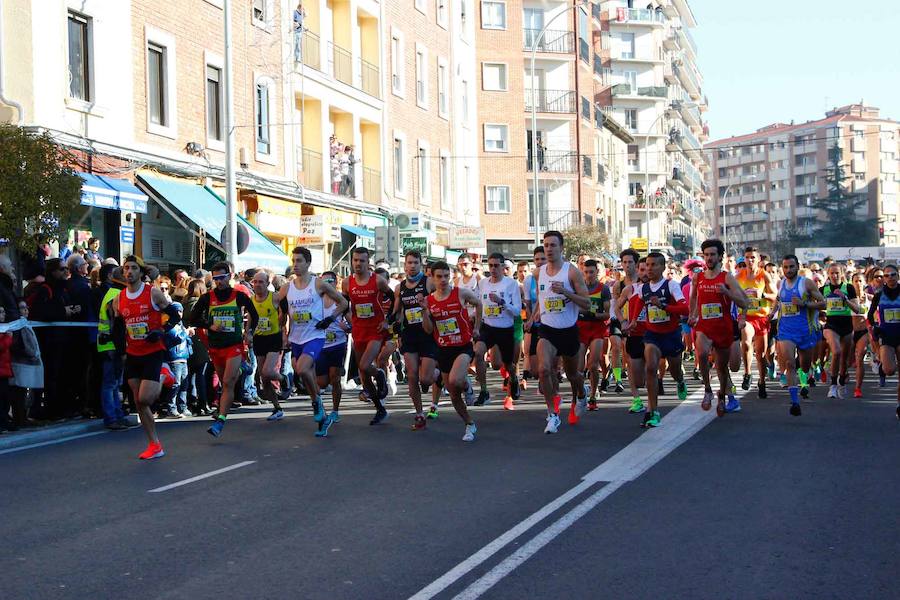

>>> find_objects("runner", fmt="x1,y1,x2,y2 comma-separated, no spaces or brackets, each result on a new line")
341,246,395,425
531,231,591,433
455,253,482,322
189,262,259,437
522,246,547,389
689,240,749,416
393,250,437,430
474,253,522,410
419,261,481,441
374,266,400,398
632,252,690,428
577,259,611,414
851,271,870,398
607,250,640,399
276,247,348,436
250,271,288,421
775,254,826,416
821,264,863,399
314,270,350,432
736,246,777,398
866,264,900,419
113,255,181,459
618,256,649,415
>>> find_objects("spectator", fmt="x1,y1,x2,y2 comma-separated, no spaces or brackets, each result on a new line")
172,269,190,302
292,2,306,62
95,264,129,430
85,237,101,262
185,279,212,416
331,151,342,194
58,237,73,262
155,275,173,300
0,306,11,433
162,302,192,418
66,253,99,418
8,299,38,430
0,254,20,321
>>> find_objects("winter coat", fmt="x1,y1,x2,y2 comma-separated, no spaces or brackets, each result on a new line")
0,333,13,378
0,272,20,322
165,324,192,362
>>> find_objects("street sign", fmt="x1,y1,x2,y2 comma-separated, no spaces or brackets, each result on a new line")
630,237,649,251
120,225,135,244
449,226,486,250
296,215,324,245
402,236,428,255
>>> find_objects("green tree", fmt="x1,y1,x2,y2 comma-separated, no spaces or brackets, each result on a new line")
0,125,82,255
772,222,813,260
810,143,878,247
561,223,610,261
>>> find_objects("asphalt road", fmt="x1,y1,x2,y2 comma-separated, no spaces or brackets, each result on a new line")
1,366,897,600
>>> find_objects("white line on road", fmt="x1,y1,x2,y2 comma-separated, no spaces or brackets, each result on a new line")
0,431,107,455
147,460,257,493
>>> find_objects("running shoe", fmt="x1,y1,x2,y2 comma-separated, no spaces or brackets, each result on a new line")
503,396,515,410
574,395,588,420
677,381,688,401
552,394,562,413
640,411,652,428
426,405,439,419
879,374,887,387
600,378,609,392
544,413,561,434
716,396,726,417
645,410,661,428
692,368,700,381
411,414,427,431
359,390,372,403
465,377,475,406
520,378,529,391
462,422,477,442
837,385,847,400
207,418,225,437
767,362,776,381
312,397,326,423
657,378,666,397
800,386,809,399
872,360,881,375
369,408,389,426
628,397,646,414
853,387,863,398
614,382,625,394
701,390,714,411
387,376,398,398
741,374,751,390
267,408,284,421
509,373,520,400
374,369,388,400
314,413,335,438
475,390,490,406
789,402,802,417
330,411,341,423
758,381,768,399
808,377,816,389
588,399,598,411
725,395,741,413
779,373,787,388
138,441,165,460
827,384,838,399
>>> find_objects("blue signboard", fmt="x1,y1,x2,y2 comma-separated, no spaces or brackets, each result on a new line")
120,225,135,244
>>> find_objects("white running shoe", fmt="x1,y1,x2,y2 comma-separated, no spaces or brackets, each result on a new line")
827,384,838,399
544,413,561,434
462,422,477,442
872,360,881,375
574,396,588,418
837,385,847,400
464,377,475,406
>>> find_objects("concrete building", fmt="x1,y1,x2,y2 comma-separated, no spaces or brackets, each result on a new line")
476,0,633,261
705,104,900,254
597,0,710,255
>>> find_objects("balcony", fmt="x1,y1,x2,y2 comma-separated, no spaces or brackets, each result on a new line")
301,147,324,191
526,150,577,174
363,167,381,204
300,30,321,71
676,26,698,59
547,209,579,230
525,89,576,114
673,62,700,98
674,99,701,130
523,29,574,54
663,28,679,51
359,57,380,99
579,38,590,63
614,7,666,25
593,56,611,84
611,84,668,100
329,42,352,86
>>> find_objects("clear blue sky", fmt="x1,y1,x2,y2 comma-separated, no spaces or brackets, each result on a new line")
690,0,900,141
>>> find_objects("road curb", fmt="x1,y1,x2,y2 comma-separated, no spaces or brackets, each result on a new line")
0,420,107,452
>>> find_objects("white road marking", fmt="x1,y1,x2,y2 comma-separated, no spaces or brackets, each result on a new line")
0,431,107,455
410,388,731,600
147,461,256,493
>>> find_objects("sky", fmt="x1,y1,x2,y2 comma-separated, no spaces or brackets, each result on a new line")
690,0,900,142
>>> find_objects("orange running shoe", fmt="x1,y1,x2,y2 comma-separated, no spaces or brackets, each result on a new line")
567,400,580,425
503,396,515,410
553,394,562,413
853,387,862,398
138,441,165,460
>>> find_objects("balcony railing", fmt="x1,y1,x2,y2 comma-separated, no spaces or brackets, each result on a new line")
523,28,574,53
593,56,611,84
673,62,700,95
359,57,380,99
548,209,579,230
300,30,321,71
618,8,666,24
677,26,698,56
582,156,592,178
612,84,667,98
527,150,577,174
363,167,381,204
525,88,575,113
329,42,352,85
301,147,323,192
579,38,590,63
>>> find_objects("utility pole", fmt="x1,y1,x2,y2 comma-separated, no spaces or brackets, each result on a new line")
223,0,238,261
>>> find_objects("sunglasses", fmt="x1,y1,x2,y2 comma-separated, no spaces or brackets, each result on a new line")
885,273,898,278
212,273,231,281
159,286,169,290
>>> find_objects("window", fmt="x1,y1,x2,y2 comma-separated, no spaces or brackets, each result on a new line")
484,124,508,152
255,81,271,155
623,70,637,93
147,43,167,126
206,65,224,142
528,190,548,228
394,135,406,195
581,96,591,119
619,33,635,59
485,186,510,213
417,142,430,204
391,30,404,97
67,12,92,102
627,144,639,169
624,109,637,131
415,45,428,108
437,0,448,28
481,1,506,29
440,153,451,210
481,62,507,91
438,59,449,118
855,173,865,181
461,79,469,121
251,0,267,25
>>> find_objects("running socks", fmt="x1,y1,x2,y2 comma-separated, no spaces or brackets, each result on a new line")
613,367,622,382
789,386,800,404
798,370,808,387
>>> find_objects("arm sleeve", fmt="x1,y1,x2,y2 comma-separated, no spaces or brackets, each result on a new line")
665,280,690,316
868,291,880,326
237,293,259,331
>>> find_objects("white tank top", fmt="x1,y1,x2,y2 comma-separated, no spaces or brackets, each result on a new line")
322,301,347,349
459,274,479,319
478,276,519,329
538,262,579,329
286,277,325,345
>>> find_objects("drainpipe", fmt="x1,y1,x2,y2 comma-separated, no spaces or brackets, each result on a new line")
0,0,25,124
571,7,583,222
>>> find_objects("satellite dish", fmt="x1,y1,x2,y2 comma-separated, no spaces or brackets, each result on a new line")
220,222,250,254
395,214,411,229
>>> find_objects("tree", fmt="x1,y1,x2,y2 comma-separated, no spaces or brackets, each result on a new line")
772,222,813,261
561,223,610,261
0,125,82,255
809,143,878,247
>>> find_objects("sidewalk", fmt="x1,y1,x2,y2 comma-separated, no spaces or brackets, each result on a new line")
0,419,111,453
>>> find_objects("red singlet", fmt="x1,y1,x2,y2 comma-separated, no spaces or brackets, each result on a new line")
427,287,473,348
693,271,734,349
118,283,165,356
349,274,386,343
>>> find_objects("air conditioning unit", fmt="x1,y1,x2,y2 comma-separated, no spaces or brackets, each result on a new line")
395,212,421,231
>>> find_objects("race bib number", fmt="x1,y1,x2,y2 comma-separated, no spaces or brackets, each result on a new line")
436,317,460,337
884,308,900,323
126,321,149,340
404,307,424,324
544,298,565,313
355,303,374,319
325,331,337,342
748,297,762,311
647,306,669,324
257,316,271,332
292,311,312,323
780,301,799,316
484,305,502,318
826,298,844,312
212,315,236,332
701,303,723,319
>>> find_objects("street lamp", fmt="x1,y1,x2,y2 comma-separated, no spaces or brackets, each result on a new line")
529,0,589,247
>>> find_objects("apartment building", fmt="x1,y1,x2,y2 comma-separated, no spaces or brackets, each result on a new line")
383,0,480,259
705,104,900,254
598,0,710,254
476,0,633,261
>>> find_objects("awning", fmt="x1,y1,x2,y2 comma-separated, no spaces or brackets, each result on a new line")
77,172,149,213
137,173,287,272
341,224,374,238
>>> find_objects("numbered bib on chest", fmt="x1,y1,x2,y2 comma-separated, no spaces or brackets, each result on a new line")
544,298,565,313
701,303,723,319
325,330,337,342
292,311,312,323
257,316,271,331
748,297,762,311
884,308,900,323
355,303,374,319
780,301,799,316
404,306,424,324
126,321,149,340
484,305,502,318
436,317,460,337
212,315,236,332
647,305,669,324
826,297,844,312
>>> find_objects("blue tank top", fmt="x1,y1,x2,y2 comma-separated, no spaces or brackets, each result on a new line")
777,276,815,337
877,289,900,335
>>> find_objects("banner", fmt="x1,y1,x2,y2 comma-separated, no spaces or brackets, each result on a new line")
296,215,325,245
449,226,486,250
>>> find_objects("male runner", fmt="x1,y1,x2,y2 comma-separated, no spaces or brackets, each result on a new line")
577,259,611,413
374,266,400,398
618,256,650,415
736,246,777,398
250,271,289,421
866,263,900,419
276,247,347,436
455,253,482,322
113,256,181,459
689,240,749,416
522,246,547,388
607,249,640,399
342,246,395,425
420,261,481,441
531,231,591,433
775,254,826,416
474,253,522,410
189,261,258,437
315,270,351,429
393,250,437,430
821,264,862,399
633,252,690,428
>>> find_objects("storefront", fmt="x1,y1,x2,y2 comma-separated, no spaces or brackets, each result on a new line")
73,172,148,263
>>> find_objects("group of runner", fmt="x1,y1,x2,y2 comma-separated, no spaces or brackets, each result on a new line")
110,232,900,461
